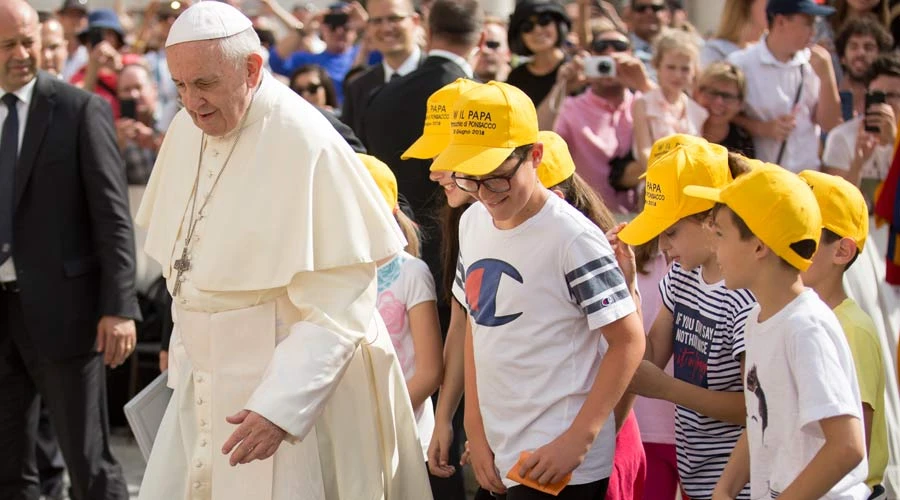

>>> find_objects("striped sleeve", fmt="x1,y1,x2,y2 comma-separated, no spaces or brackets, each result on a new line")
451,252,467,311
728,289,756,361
659,264,679,314
564,231,636,330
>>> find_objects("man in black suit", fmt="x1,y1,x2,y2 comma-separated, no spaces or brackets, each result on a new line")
363,0,482,291
341,0,423,137
0,2,140,499
362,2,482,498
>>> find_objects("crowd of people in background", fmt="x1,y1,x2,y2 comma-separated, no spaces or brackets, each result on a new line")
8,0,900,498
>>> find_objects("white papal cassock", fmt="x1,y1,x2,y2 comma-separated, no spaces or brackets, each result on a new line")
135,72,433,500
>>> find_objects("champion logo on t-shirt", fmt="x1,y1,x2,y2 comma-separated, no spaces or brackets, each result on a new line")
464,258,523,327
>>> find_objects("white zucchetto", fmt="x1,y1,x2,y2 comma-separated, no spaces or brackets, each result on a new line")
165,1,253,48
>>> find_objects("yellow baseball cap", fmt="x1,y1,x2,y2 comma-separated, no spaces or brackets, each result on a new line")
430,81,539,175
537,131,576,188
403,79,482,161
357,153,398,212
618,135,730,246
684,165,822,271
798,170,868,251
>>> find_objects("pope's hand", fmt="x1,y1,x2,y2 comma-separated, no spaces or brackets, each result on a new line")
222,410,287,466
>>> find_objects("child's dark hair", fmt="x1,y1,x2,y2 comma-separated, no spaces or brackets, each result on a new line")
549,172,616,232
439,201,472,305
822,228,860,270
396,210,421,258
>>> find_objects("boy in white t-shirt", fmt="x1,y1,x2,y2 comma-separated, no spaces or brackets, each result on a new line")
684,165,869,500
430,81,646,499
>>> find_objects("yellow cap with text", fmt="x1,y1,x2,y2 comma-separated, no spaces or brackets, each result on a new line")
403,79,482,161
430,81,539,175
357,153,398,212
618,135,730,245
684,165,822,271
798,170,868,251
537,131,576,188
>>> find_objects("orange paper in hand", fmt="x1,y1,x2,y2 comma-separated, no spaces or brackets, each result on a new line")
505,451,572,496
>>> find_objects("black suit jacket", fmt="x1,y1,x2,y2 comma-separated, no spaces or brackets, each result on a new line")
11,72,140,360
362,56,469,319
341,64,384,138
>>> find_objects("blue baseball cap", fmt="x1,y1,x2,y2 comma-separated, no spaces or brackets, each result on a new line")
766,0,835,17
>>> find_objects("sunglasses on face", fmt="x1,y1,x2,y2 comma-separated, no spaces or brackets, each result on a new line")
520,13,555,34
591,39,630,53
485,40,501,49
295,82,322,94
633,3,666,14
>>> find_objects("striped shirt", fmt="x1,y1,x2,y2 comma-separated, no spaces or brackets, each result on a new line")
452,195,636,489
660,262,755,500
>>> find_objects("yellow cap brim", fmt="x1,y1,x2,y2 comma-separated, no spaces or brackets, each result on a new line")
682,185,724,203
402,133,451,161
430,143,516,175
618,210,680,246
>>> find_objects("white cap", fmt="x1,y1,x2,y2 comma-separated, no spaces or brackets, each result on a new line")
165,1,253,48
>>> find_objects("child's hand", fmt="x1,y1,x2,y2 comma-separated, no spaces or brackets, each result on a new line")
519,431,589,486
460,440,471,466
628,360,670,399
469,437,506,494
606,223,637,293
427,420,456,477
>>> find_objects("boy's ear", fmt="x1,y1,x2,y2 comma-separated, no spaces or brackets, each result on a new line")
531,142,544,167
551,187,565,200
833,237,858,267
753,237,773,262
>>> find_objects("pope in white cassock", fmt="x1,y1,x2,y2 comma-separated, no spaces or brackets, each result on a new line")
134,2,433,499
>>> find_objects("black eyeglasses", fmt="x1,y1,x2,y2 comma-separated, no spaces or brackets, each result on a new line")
591,39,630,53
485,40,501,50
633,3,666,14
368,14,409,26
452,153,529,193
520,13,555,34
294,82,322,94
701,87,741,104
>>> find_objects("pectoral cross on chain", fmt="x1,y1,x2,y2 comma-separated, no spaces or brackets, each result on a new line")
173,247,191,297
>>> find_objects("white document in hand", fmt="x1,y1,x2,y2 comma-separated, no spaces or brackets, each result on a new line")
124,371,173,461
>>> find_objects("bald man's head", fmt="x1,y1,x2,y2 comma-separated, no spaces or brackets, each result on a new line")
41,17,67,76
0,0,41,91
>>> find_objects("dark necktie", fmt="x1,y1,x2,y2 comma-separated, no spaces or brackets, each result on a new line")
0,93,19,264
389,72,400,82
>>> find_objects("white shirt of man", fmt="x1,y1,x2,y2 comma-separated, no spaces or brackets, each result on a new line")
452,194,635,488
728,37,823,173
822,116,892,181
743,289,869,499
383,45,421,82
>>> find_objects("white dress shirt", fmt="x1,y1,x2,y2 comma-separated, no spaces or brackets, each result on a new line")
427,48,474,79
383,46,421,82
728,37,823,173
0,77,36,282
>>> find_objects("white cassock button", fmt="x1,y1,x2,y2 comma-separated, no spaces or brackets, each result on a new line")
197,397,204,405
199,439,207,447
200,419,207,427
193,482,202,489
196,374,204,383
195,460,204,468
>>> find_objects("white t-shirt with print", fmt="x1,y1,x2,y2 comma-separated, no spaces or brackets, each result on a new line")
452,194,636,488
743,289,869,499
376,251,437,459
